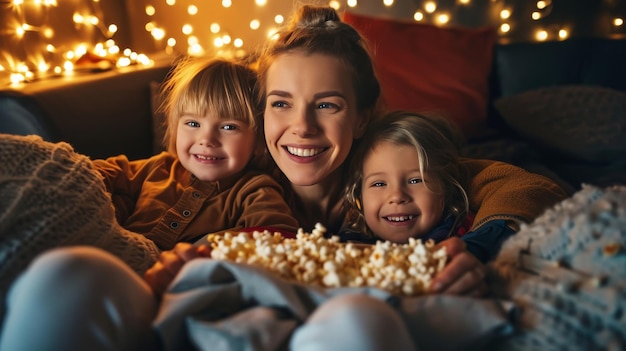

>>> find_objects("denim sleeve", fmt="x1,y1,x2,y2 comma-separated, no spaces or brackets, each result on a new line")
462,220,516,263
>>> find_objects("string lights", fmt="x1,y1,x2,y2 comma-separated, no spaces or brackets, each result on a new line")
0,0,624,86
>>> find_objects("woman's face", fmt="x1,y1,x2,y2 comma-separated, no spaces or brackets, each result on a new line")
264,52,366,186
361,142,445,243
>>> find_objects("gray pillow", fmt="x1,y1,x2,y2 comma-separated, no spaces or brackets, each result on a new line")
494,85,626,163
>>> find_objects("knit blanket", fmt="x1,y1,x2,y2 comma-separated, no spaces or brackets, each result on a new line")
488,184,626,350
0,134,160,327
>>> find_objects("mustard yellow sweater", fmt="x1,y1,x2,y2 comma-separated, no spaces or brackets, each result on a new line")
460,158,569,231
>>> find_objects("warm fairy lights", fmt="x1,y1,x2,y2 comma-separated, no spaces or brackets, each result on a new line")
1,0,625,86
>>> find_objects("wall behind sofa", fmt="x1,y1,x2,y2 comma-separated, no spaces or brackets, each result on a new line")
2,0,625,87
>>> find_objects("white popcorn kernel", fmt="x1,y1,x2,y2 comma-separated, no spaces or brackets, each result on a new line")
323,260,337,272
323,271,341,287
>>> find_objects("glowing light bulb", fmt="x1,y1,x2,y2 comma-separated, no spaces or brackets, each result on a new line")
63,60,74,73
10,73,25,85
436,14,450,24
234,38,243,47
37,61,49,73
532,12,541,20
558,29,568,39
167,38,177,47
274,15,284,24
108,45,120,55
255,0,267,6
117,57,131,67
267,28,279,40
73,13,84,24
222,35,231,44
347,0,357,7
146,5,155,16
500,23,510,33
329,0,341,9
188,5,198,15
383,0,393,6
151,28,165,40
250,20,260,30
43,27,54,38
535,30,548,41
500,9,511,20
413,11,424,21
615,18,624,27
166,0,175,6
537,1,547,10
424,1,437,13
75,44,87,57
210,23,221,33
222,0,232,8
182,24,193,35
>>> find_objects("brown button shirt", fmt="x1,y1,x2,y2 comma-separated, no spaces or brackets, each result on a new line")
93,152,299,250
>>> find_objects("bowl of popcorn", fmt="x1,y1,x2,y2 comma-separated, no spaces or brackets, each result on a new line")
203,223,447,296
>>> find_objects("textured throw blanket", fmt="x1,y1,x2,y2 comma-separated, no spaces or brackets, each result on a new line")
154,260,512,351
488,184,626,350
0,134,160,327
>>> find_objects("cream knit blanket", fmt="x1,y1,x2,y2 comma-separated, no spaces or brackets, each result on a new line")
0,134,160,324
489,184,626,350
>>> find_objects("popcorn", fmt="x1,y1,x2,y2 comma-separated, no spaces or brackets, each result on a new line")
204,223,448,296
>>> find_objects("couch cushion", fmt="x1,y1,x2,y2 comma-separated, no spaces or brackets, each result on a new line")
494,85,626,163
0,93,55,141
343,12,496,138
493,38,626,99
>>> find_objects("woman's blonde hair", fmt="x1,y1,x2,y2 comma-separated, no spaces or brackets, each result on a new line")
345,110,469,239
158,57,261,154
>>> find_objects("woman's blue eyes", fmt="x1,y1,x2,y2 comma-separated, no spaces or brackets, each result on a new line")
269,101,339,110
270,101,287,108
318,102,337,110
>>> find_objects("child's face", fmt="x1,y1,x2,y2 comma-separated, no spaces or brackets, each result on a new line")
361,141,445,243
263,52,366,187
176,113,256,181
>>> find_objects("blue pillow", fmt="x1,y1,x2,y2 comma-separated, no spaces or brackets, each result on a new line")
0,94,55,141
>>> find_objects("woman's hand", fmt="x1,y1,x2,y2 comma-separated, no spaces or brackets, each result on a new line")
143,242,212,297
428,237,488,297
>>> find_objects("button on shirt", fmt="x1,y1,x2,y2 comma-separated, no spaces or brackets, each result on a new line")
93,152,299,250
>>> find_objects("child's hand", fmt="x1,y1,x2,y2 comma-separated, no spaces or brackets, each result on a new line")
428,237,488,297
143,242,212,297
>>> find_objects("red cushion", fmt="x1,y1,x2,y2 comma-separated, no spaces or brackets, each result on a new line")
343,12,496,137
